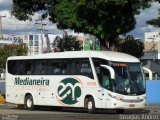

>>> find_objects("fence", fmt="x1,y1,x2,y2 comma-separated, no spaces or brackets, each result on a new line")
0,80,5,95
146,80,160,104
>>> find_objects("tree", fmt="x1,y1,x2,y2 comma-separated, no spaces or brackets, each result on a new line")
0,42,28,68
52,32,82,52
11,0,152,48
117,35,144,58
147,0,160,27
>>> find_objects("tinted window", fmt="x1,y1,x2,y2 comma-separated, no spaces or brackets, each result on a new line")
92,58,111,89
46,60,68,75
34,61,46,75
7,58,93,79
79,59,93,78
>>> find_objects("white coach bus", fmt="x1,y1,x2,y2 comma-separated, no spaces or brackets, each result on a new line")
6,51,152,113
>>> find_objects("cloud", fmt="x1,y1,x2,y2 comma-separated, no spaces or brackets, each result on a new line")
2,11,39,33
0,0,63,35
0,0,12,11
1,0,160,39
129,2,160,40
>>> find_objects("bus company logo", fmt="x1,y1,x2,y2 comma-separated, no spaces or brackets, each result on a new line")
14,77,49,86
57,78,82,105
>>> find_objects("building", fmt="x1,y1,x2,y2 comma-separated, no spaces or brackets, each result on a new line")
23,33,61,55
0,33,100,56
141,32,160,74
0,34,23,45
0,33,59,55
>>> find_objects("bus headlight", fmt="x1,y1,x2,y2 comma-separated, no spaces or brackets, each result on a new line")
108,93,122,100
108,93,144,103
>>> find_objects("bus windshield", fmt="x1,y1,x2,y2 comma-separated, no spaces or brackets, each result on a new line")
111,62,145,95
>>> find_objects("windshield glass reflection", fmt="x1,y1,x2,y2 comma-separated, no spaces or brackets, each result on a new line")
111,62,145,95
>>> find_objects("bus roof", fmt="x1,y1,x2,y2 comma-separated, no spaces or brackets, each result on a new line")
7,51,140,63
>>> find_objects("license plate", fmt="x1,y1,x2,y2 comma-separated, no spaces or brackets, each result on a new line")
129,104,135,107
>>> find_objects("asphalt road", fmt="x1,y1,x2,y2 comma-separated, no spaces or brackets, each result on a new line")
0,104,160,120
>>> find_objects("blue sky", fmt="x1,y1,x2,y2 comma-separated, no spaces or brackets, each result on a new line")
0,0,160,41
129,2,160,40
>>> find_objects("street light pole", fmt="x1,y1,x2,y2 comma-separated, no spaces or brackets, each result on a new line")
148,37,156,60
0,15,6,39
35,19,47,54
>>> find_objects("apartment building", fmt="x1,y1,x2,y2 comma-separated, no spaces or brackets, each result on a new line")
142,32,160,74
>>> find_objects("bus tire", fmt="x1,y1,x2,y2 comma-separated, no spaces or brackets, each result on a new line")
86,97,96,114
24,95,35,110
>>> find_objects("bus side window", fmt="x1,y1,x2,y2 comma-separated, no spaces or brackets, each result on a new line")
26,61,33,75
41,62,46,74
46,62,54,75
92,58,111,89
34,61,46,75
19,61,26,75
34,62,40,75
80,63,91,74
8,60,15,75
46,60,60,75
61,60,68,74
14,61,20,75
53,62,60,74
8,60,28,75
93,60,101,81
101,68,110,90
70,61,77,74
79,59,93,79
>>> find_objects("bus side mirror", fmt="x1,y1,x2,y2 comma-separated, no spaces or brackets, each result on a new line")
100,64,115,79
143,67,153,80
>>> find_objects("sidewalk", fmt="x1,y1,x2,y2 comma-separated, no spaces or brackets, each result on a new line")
146,104,160,109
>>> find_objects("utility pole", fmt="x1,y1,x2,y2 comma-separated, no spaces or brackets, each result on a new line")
0,15,6,39
35,18,47,54
148,37,156,60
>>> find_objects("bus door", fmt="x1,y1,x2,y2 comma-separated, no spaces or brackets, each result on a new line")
96,67,111,108
98,65,115,108
97,87,107,108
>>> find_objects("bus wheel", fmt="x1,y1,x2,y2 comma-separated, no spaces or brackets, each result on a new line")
116,109,125,114
86,97,96,114
24,95,35,110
